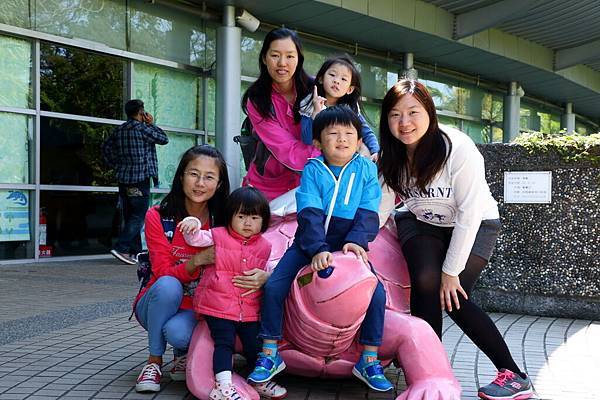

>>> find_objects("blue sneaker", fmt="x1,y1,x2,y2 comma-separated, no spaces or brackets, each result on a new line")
352,358,393,392
247,352,286,384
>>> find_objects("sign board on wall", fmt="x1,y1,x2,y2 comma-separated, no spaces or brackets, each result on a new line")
0,190,31,241
504,171,552,204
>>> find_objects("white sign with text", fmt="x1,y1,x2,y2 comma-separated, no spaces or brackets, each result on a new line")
504,171,552,204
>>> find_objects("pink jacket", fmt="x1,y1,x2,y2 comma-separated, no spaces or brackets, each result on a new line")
242,87,321,200
192,227,271,322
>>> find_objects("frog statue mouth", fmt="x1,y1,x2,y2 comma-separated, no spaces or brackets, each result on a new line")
282,253,377,357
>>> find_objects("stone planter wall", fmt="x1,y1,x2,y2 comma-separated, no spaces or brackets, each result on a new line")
474,144,600,320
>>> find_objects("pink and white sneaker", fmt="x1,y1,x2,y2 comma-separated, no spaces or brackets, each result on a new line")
478,368,534,400
209,382,246,400
170,355,187,381
252,380,287,400
135,363,162,392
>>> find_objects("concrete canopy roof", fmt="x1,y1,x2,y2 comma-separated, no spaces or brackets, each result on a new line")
195,0,600,121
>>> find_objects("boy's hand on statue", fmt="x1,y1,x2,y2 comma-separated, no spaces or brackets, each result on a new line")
343,242,368,265
370,153,379,162
233,269,270,297
311,85,327,118
177,219,199,234
440,272,468,312
311,251,333,271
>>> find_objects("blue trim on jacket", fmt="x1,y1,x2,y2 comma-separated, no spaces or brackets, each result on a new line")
294,154,381,257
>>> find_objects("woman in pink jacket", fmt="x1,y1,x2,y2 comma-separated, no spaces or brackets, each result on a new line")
178,187,286,400
242,27,320,200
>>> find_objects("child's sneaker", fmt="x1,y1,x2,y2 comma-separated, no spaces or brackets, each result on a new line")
169,355,186,381
247,352,286,383
352,358,393,392
135,363,162,392
209,382,245,400
252,380,287,400
478,369,534,400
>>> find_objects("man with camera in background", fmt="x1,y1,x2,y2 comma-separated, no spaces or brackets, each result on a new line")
102,99,168,265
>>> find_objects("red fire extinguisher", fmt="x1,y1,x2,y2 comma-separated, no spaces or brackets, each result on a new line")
39,208,52,257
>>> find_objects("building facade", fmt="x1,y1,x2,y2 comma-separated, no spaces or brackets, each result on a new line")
0,0,599,262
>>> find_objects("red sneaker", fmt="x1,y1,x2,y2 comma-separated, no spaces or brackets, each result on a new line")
135,363,162,392
170,355,187,381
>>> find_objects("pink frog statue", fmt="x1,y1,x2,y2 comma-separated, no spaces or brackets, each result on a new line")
187,192,461,400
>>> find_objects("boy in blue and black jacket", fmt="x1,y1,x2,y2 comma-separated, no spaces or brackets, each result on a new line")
248,105,393,393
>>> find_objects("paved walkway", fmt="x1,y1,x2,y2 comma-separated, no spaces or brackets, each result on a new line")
0,260,598,400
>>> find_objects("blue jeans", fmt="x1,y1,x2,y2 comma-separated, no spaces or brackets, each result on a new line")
258,243,386,346
135,276,197,357
114,180,150,254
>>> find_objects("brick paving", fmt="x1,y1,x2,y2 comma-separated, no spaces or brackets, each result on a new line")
1,260,599,400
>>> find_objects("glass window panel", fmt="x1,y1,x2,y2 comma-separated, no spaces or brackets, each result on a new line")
40,117,117,186
0,112,32,184
462,120,487,143
519,108,531,130
482,94,503,124
0,35,32,108
0,0,31,29
156,132,197,188
361,102,381,136
492,126,503,143
241,33,263,77
40,191,119,257
129,0,212,67
303,47,326,77
40,44,125,119
190,25,216,69
34,0,127,49
0,189,34,259
539,112,560,134
133,62,200,130
207,78,216,134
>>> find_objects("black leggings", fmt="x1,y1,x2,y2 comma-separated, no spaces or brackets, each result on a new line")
205,316,261,374
402,235,521,374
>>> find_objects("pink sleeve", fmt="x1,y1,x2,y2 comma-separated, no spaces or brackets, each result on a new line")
183,229,214,247
247,100,320,172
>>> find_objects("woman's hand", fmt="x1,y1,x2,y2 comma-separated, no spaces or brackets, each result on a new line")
185,246,215,274
440,272,468,312
232,269,271,297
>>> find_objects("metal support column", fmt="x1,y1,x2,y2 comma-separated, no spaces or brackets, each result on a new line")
503,81,521,142
561,102,576,133
216,6,241,188
401,52,418,80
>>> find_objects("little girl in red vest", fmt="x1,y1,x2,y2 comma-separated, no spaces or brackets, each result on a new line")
177,186,286,400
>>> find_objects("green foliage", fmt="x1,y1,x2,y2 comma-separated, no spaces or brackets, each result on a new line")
515,131,600,165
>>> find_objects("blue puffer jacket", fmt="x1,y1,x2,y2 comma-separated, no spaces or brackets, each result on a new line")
294,154,382,257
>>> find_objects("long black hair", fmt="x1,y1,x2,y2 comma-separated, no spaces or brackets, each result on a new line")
311,55,362,114
159,145,230,226
242,27,312,123
378,79,450,197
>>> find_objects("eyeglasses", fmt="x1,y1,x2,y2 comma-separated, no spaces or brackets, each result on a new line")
183,171,218,184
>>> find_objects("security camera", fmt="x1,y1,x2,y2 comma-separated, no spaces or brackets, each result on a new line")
236,9,260,32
